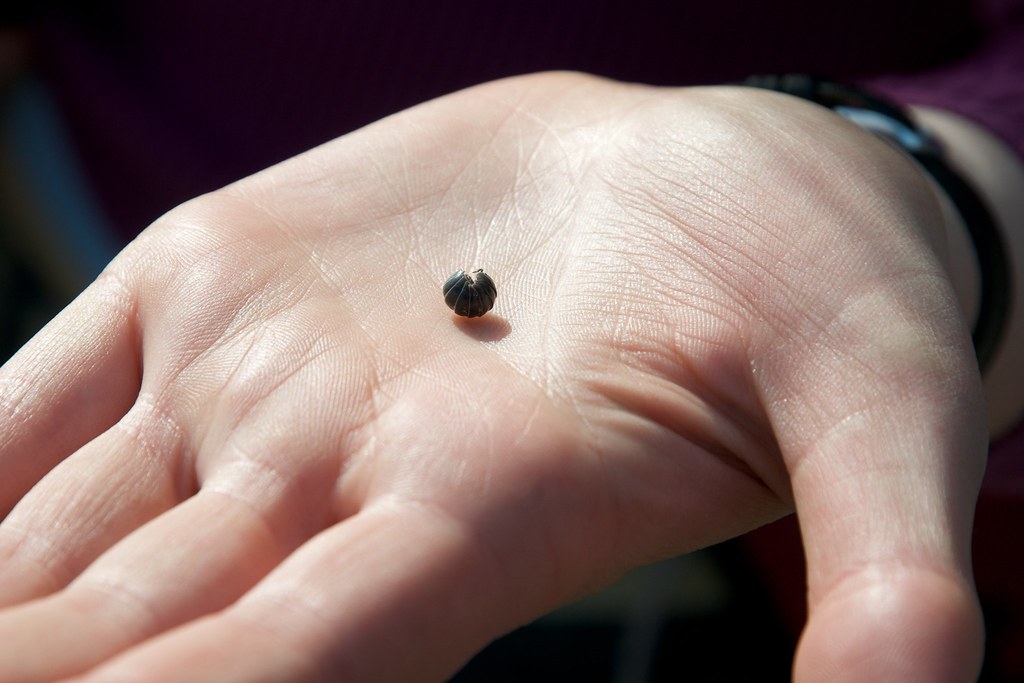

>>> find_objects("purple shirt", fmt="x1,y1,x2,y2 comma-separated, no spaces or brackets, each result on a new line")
32,0,1022,239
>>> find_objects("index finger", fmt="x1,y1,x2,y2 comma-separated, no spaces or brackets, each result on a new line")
0,269,141,518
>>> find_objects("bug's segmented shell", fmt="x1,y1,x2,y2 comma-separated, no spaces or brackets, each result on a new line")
443,269,497,318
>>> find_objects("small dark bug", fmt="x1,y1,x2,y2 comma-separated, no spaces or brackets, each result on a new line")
443,269,497,318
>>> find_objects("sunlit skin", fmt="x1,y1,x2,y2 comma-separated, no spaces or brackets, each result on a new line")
0,73,985,682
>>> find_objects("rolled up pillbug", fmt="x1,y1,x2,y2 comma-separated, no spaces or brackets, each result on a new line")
443,269,497,318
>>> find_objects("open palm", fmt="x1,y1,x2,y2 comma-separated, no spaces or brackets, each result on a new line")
0,73,986,682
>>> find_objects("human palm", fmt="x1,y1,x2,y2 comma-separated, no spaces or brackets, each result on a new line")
0,73,985,682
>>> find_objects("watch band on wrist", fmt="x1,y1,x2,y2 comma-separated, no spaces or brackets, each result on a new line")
741,74,1010,372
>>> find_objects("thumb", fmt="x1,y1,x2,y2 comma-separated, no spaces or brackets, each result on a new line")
754,272,987,681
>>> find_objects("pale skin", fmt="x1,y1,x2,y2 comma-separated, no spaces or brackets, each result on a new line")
0,73,990,681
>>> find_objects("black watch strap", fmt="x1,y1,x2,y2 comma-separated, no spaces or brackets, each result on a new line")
741,74,1011,371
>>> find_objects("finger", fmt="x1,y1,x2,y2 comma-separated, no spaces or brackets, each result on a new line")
0,270,141,518
0,449,336,682
0,397,186,606
0,479,301,683
73,500,531,683
754,284,987,680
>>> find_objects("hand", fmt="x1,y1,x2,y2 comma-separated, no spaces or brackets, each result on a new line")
0,72,986,682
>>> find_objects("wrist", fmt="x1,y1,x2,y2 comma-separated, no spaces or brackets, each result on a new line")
740,75,1010,379
910,106,1024,438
